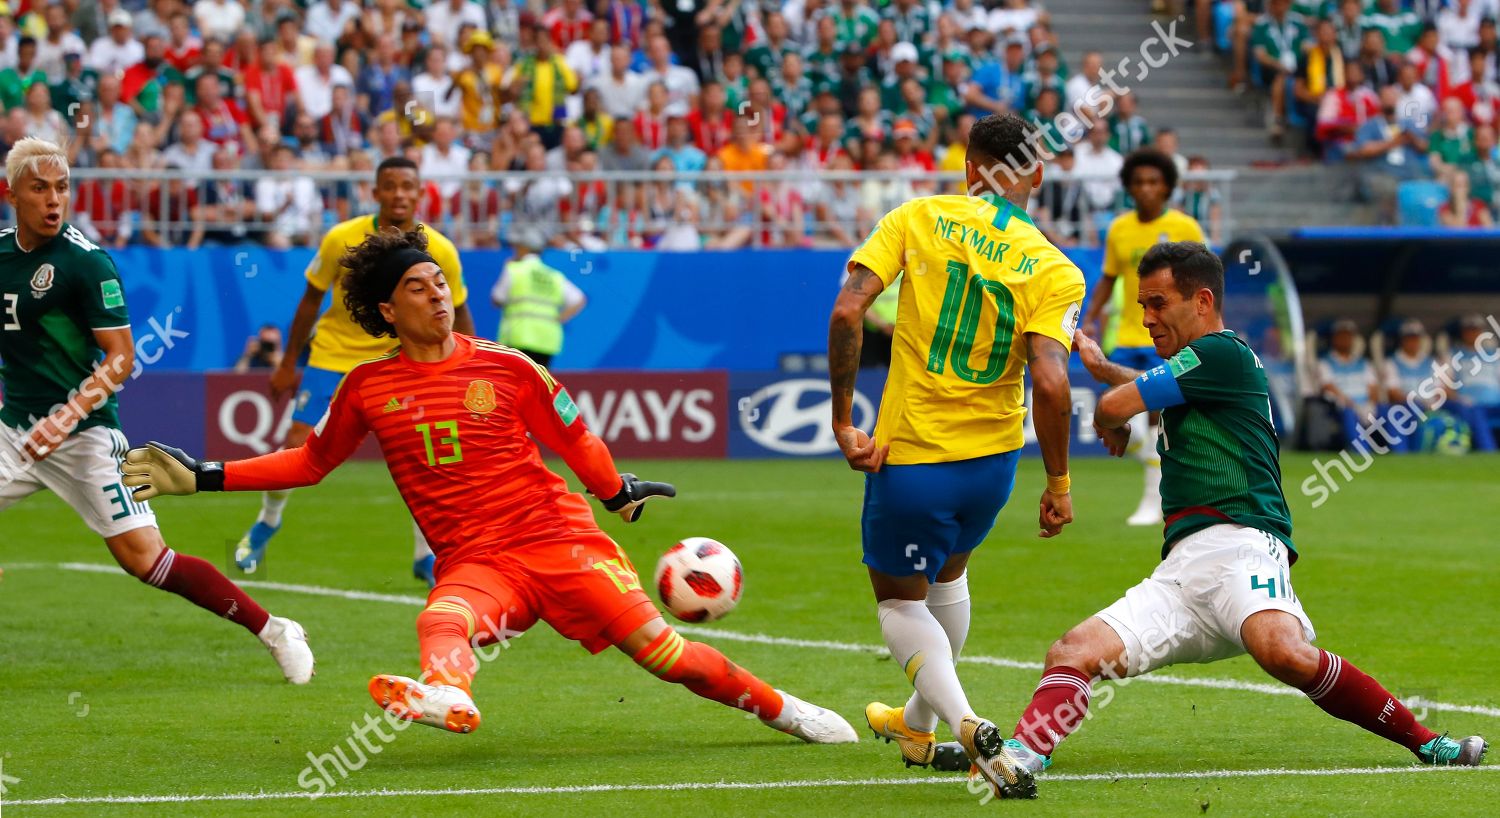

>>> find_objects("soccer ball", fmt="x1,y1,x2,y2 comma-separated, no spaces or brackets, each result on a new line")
653,537,743,623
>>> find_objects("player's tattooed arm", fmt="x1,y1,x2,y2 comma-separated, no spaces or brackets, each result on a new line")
828,264,885,429
1074,328,1142,387
828,264,889,472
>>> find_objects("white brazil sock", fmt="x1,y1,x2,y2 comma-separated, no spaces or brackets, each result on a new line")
878,598,973,737
257,490,291,529
902,573,971,734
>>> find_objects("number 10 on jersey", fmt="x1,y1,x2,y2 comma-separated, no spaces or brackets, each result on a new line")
926,260,1016,385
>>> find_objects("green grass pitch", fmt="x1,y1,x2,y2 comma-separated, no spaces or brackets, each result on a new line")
2,454,1498,816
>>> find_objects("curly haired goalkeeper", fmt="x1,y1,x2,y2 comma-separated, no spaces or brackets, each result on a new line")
122,226,858,744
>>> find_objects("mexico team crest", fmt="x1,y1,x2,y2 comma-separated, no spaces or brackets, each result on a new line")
464,380,497,414
30,263,54,297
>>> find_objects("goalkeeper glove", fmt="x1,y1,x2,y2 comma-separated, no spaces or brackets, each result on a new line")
121,442,226,501
600,473,676,522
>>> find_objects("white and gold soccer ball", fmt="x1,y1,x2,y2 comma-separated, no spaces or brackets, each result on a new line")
653,537,743,623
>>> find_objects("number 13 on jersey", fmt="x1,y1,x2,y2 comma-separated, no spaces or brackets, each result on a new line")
926,260,1016,385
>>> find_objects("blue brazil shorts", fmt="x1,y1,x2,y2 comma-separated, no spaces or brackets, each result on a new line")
292,365,347,426
861,449,1021,583
1108,345,1163,373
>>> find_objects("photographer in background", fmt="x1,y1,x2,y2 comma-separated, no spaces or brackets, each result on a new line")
235,324,284,373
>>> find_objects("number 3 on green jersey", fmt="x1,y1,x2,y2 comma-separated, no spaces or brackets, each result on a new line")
925,260,1016,385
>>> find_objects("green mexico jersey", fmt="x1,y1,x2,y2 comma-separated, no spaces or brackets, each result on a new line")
1135,330,1295,560
0,223,128,433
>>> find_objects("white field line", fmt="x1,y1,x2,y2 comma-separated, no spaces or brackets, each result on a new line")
7,766,1499,807
16,561,1500,721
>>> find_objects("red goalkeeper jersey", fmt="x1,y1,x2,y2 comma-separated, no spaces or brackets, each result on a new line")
224,334,625,567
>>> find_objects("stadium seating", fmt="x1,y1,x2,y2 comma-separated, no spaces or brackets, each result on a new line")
0,0,1238,249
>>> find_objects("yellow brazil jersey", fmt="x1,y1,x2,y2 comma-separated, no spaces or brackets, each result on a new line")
305,215,468,372
1102,209,1205,349
850,194,1087,465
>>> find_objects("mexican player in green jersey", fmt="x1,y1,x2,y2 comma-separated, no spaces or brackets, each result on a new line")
0,137,313,684
976,241,1485,788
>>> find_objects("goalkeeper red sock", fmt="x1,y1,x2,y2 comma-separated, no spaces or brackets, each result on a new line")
1300,650,1437,753
1011,666,1092,757
632,628,784,721
143,548,270,634
416,596,482,691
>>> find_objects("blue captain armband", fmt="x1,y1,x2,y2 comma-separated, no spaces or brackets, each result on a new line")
1135,364,1186,411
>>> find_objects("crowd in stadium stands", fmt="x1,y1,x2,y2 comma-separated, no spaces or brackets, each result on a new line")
1314,313,1500,453
1220,0,1500,224
0,0,1218,249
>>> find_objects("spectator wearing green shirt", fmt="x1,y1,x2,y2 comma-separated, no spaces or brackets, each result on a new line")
119,35,181,122
744,12,793,81
1362,0,1422,55
1110,91,1152,155
1428,97,1476,178
927,56,966,123
881,0,930,49
803,16,844,86
894,77,938,150
878,42,922,111
822,0,881,50
799,88,842,135
182,40,237,106
0,37,48,111
1251,0,1310,139
1022,46,1067,114
772,51,816,125
1291,0,1334,19
721,52,749,114
50,51,99,121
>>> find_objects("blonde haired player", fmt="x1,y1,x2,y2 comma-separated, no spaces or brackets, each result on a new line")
828,112,1085,800
236,156,475,585
0,137,312,683
1080,148,1205,526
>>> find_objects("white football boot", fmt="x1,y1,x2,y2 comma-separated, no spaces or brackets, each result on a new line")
369,674,482,734
765,690,859,744
258,616,314,684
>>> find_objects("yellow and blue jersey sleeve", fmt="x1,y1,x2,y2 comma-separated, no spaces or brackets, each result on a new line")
304,223,353,293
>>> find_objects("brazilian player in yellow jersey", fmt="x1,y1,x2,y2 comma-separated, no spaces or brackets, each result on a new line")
1081,148,1204,528
828,113,1085,800
236,157,476,585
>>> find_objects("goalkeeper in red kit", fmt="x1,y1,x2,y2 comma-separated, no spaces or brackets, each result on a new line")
121,226,858,743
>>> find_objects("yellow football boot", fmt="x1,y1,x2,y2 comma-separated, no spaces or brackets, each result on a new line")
865,702,937,767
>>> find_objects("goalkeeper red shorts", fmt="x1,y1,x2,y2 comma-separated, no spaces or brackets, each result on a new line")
436,533,659,654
